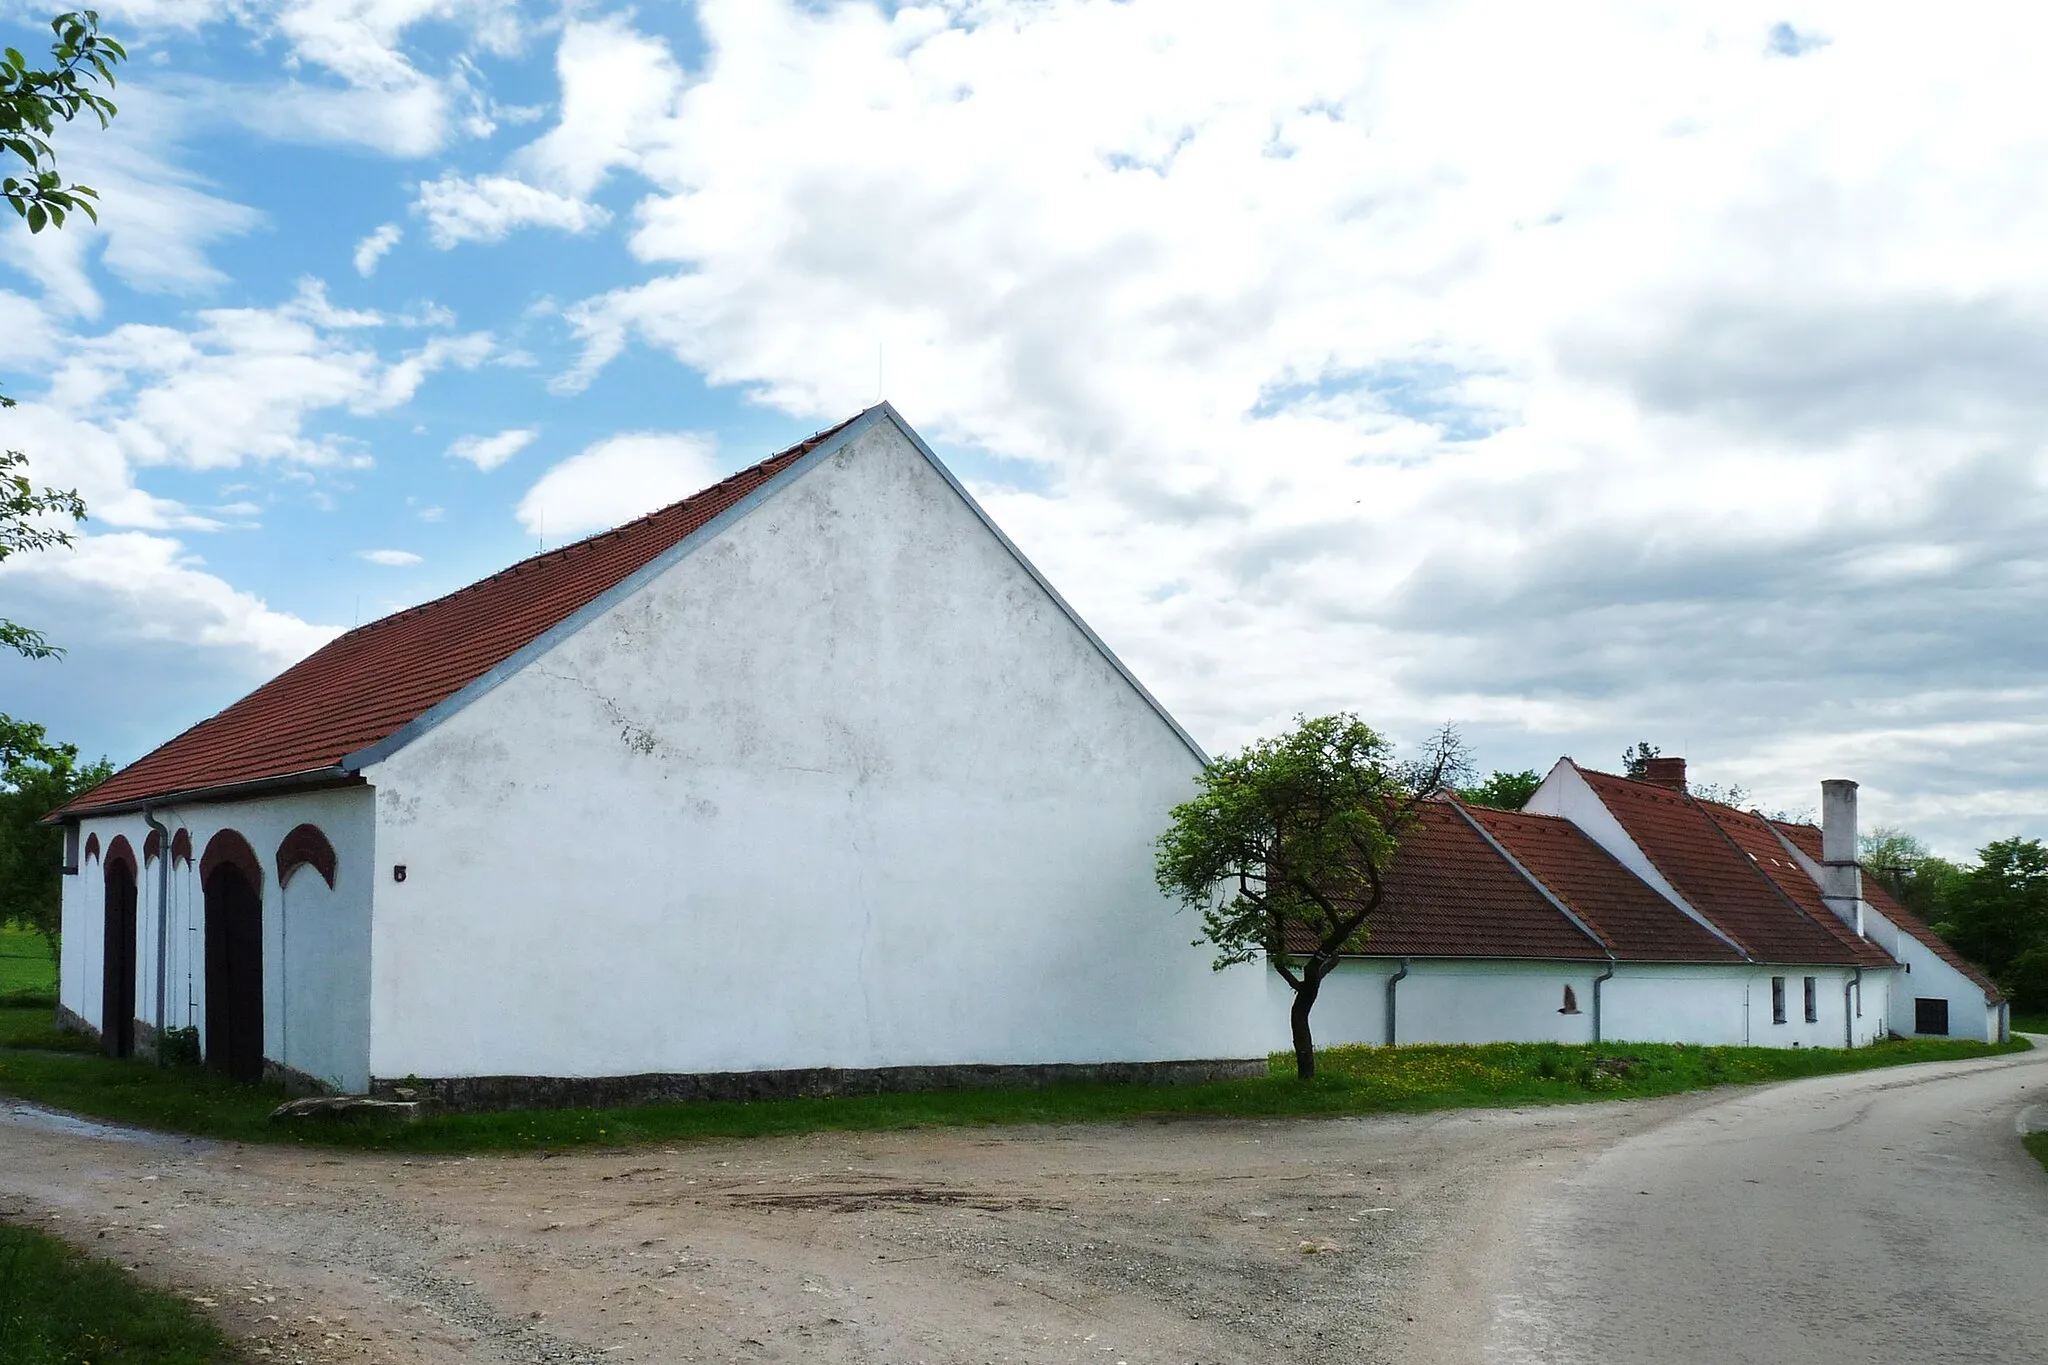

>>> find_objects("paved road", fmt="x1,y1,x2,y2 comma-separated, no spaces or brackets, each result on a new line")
1474,1041,2048,1365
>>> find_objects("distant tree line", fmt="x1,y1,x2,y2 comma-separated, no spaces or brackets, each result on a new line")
1862,828,2048,1013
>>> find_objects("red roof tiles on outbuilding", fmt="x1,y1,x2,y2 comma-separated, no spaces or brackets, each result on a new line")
58,415,862,817
1772,821,2004,1001
1571,765,1866,967
1294,802,1609,961
1465,805,1745,962
1699,801,1894,970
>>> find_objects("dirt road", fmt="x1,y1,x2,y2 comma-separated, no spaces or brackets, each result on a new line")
2,1047,2041,1364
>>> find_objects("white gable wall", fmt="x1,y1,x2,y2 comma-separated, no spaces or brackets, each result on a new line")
55,788,375,1091
361,418,1276,1080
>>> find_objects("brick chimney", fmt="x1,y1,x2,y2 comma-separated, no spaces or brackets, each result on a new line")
1820,778,1864,937
1642,756,1688,791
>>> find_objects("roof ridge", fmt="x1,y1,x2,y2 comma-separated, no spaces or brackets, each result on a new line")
1690,793,1876,963
1452,801,1614,954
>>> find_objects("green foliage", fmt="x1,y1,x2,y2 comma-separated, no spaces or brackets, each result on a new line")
2025,1130,2048,1176
0,1007,2023,1153
0,11,125,238
1621,741,1659,779
1861,826,1960,923
1934,837,2048,1009
156,1024,200,1067
1456,768,1541,810
0,1219,242,1365
2,13,121,656
0,923,55,1006
1155,715,1467,1075
0,450,87,659
0,715,111,953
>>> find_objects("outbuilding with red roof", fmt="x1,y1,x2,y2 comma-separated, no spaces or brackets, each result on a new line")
50,406,1282,1099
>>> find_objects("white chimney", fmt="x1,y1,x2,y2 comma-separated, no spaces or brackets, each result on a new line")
1820,778,1863,937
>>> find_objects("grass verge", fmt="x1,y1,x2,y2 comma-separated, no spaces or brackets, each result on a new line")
0,1009,2027,1154
2026,1131,2048,1175
0,925,56,1009
0,1219,242,1364
2013,1012,2048,1035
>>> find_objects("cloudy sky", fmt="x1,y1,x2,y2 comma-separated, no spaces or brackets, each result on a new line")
1,1,2042,855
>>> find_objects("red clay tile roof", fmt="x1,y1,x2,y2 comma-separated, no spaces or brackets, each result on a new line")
1296,802,1609,960
1572,765,1865,966
1773,821,2004,1001
1465,805,1744,962
59,415,864,817
1699,802,1895,970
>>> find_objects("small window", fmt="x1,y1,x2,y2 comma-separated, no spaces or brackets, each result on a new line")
1558,985,1580,1015
1771,976,1787,1024
1803,976,1818,1024
1915,997,1950,1036
61,824,80,875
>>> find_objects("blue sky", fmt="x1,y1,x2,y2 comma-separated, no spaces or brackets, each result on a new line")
3,1,2046,856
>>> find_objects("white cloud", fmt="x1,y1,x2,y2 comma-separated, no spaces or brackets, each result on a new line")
357,548,423,566
0,529,335,667
515,14,685,197
516,432,721,539
416,504,445,521
446,427,535,471
414,173,611,248
353,222,402,276
521,1,2048,851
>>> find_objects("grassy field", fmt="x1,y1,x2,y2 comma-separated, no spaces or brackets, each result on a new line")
0,1002,2027,1154
2014,1012,2048,1035
2027,1132,2048,1174
0,925,57,1007
0,1220,242,1364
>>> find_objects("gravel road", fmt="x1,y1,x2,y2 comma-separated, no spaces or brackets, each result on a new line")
1,1045,2041,1364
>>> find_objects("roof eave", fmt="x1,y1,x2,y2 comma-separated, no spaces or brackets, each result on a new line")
45,766,361,824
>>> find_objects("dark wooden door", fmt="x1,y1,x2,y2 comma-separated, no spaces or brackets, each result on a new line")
100,861,137,1058
204,865,264,1082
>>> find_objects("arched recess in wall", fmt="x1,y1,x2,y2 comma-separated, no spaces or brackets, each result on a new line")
83,832,100,865
199,830,264,1083
199,830,262,892
144,828,162,864
170,829,193,867
103,835,137,882
276,824,337,890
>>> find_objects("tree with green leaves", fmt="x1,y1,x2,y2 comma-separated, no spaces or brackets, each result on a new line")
1620,741,1659,779
0,714,110,955
1155,714,1468,1079
1932,836,2048,1010
2,10,124,658
1456,768,1541,810
3,9,125,237
1860,826,1960,923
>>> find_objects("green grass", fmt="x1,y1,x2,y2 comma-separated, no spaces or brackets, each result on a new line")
2026,1131,2048,1175
2013,1012,2048,1035
0,1219,243,1364
0,1011,2027,1154
0,925,57,1008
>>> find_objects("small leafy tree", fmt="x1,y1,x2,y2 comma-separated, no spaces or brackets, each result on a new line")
1,450,85,658
1861,827,1960,923
1156,714,1468,1079
0,713,109,955
1456,768,1541,810
1620,741,1660,779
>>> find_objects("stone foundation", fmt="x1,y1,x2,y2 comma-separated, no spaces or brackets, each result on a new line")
54,1001,98,1043
371,1057,1268,1113
262,1058,340,1098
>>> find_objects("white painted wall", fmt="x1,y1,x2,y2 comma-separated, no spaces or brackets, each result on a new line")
1309,959,1605,1047
1870,910,1997,1042
56,788,375,1091
362,418,1275,1081
1309,959,1887,1049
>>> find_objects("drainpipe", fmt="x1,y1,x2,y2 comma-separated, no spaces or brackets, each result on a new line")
143,807,170,1052
1384,958,1411,1046
1844,968,1861,1048
1592,958,1617,1044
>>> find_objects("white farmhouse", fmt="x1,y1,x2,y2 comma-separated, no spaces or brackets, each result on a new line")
51,406,1279,1099
1310,757,2010,1049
